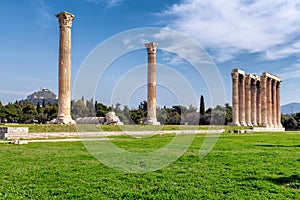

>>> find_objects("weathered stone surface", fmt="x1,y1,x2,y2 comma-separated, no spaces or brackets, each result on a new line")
55,11,75,124
245,75,252,126
252,127,285,132
76,117,105,124
144,42,160,125
231,69,282,128
0,127,29,139
105,112,124,125
231,71,240,126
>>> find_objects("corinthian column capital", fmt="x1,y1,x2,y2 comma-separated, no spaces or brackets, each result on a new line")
56,11,74,28
145,42,158,54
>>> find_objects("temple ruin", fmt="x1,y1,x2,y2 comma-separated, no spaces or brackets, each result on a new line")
231,68,283,128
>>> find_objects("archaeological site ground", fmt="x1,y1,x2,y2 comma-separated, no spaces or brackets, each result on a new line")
0,130,299,199
1,7,299,200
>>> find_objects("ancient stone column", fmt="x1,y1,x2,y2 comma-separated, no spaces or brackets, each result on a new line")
251,78,257,126
245,75,252,126
55,11,75,124
277,81,282,127
144,42,160,125
272,80,278,127
260,74,268,127
231,69,240,126
256,82,261,126
267,77,273,127
239,74,246,126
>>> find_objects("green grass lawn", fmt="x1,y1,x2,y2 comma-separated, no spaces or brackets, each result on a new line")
0,132,299,199
0,124,247,133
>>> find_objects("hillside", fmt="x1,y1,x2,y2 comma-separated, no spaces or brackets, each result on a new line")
19,88,58,106
281,102,300,114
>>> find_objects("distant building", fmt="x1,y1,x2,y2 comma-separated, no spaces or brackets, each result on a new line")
19,87,58,106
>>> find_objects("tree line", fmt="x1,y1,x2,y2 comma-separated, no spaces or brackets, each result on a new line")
1,96,298,129
0,95,234,125
0,101,57,124
70,95,233,125
281,113,300,131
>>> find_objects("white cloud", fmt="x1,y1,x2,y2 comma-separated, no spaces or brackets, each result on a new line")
119,28,212,65
153,29,213,65
0,90,29,96
31,0,54,28
278,63,300,79
16,77,52,83
84,0,124,8
161,51,187,66
162,0,300,62
266,40,300,60
106,0,123,8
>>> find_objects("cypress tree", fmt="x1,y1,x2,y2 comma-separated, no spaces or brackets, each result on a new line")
200,95,205,115
199,95,205,125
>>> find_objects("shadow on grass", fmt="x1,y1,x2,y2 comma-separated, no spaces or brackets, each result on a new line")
245,174,300,189
256,144,300,148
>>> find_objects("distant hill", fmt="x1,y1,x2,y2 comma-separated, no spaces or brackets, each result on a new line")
281,102,300,115
19,88,58,106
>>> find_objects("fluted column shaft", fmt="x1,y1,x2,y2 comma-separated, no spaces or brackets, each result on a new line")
277,82,282,127
267,78,273,127
256,83,261,126
239,75,246,126
251,80,257,126
245,75,252,126
145,42,160,125
272,80,278,127
56,11,75,124
232,72,240,126
261,75,267,127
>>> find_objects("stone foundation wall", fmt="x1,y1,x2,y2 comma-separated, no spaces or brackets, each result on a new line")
0,127,29,139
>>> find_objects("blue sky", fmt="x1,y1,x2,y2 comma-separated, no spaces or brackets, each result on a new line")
1,0,300,109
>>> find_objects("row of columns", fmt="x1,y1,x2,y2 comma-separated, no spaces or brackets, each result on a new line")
232,69,282,128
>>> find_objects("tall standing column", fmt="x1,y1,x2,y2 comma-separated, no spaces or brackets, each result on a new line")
144,42,160,125
277,81,282,127
55,11,75,124
261,74,268,127
256,82,261,126
267,78,273,127
245,75,252,126
239,74,246,126
272,80,278,127
251,78,257,126
231,70,240,126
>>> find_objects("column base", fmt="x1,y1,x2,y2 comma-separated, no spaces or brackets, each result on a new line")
240,121,247,126
268,122,274,128
232,122,241,126
53,116,76,124
246,122,253,127
143,118,161,125
260,122,268,127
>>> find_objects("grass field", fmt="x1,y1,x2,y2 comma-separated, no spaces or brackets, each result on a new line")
0,124,248,133
0,131,299,199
